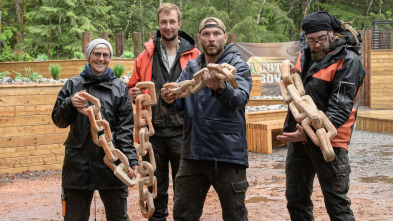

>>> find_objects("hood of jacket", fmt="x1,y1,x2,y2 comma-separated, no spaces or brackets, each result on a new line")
80,64,116,83
154,30,196,54
197,43,239,67
142,30,196,57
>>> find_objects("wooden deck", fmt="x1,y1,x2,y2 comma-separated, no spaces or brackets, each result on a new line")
356,109,393,133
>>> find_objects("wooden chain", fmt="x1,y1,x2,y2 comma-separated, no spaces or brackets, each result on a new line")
163,63,238,97
279,60,337,162
76,91,138,187
134,82,157,218
76,84,158,219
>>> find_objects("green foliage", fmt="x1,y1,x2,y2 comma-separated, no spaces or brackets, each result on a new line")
49,64,62,80
0,26,17,62
0,71,10,80
36,53,49,61
13,67,43,82
78,66,85,73
113,64,126,78
0,0,392,61
120,51,134,58
73,52,85,59
11,51,35,61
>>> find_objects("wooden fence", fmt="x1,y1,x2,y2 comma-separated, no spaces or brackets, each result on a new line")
369,49,393,109
0,75,277,173
0,59,135,80
0,84,67,174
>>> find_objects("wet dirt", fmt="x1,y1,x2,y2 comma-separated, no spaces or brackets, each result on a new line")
1,129,393,221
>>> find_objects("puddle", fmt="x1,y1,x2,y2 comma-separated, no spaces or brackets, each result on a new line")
0,181,8,188
379,151,393,157
272,163,285,169
359,175,393,184
245,196,277,203
379,145,393,148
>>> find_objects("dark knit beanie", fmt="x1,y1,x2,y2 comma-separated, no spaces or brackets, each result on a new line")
302,11,341,34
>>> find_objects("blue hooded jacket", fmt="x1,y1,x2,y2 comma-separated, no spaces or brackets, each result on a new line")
162,43,252,167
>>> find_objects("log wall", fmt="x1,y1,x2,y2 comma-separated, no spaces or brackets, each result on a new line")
0,59,135,80
369,50,393,109
0,84,67,174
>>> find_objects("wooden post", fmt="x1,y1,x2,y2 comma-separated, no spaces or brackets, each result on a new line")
228,33,236,45
194,33,203,52
82,32,92,54
116,33,125,57
149,32,156,39
133,32,142,58
363,29,372,107
100,32,108,40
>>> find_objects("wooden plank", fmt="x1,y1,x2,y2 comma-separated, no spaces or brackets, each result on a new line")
0,114,53,127
247,99,286,106
0,163,63,174
0,133,67,148
0,94,59,106
0,152,64,169
245,109,287,123
356,109,393,133
0,144,64,158
250,76,261,97
0,104,53,117
0,85,62,96
0,124,67,137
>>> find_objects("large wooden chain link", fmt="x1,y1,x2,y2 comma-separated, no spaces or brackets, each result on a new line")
76,84,158,219
134,82,157,218
163,63,238,97
76,91,138,187
279,60,337,162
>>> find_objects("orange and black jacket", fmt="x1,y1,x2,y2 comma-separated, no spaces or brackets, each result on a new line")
127,30,200,137
284,31,366,150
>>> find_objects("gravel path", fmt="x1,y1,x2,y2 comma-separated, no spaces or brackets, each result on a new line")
1,129,392,220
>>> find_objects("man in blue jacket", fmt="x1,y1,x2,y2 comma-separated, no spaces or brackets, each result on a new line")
161,17,252,221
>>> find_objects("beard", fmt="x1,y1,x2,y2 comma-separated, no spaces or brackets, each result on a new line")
202,44,224,57
310,37,333,62
161,32,178,42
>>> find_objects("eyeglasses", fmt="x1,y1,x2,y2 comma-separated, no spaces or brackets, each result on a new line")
307,35,328,45
92,52,110,59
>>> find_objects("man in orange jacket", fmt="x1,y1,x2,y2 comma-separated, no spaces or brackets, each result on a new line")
127,3,199,221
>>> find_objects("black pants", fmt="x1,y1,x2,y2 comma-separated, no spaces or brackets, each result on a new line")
285,142,355,221
63,188,129,221
144,135,182,221
173,159,249,221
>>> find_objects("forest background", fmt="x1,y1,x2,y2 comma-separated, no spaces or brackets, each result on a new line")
0,0,392,62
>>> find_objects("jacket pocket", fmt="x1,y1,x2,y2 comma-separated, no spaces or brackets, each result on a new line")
330,148,351,193
200,119,245,159
337,81,356,111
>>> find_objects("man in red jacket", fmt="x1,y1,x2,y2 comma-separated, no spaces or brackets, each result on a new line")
127,3,199,221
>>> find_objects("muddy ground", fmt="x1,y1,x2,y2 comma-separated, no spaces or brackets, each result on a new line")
1,129,393,221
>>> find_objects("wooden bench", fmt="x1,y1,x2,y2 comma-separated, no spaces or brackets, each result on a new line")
246,119,286,154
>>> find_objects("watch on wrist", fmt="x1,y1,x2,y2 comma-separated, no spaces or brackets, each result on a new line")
217,83,226,94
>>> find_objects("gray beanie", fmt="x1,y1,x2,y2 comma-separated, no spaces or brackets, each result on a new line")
85,38,113,62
